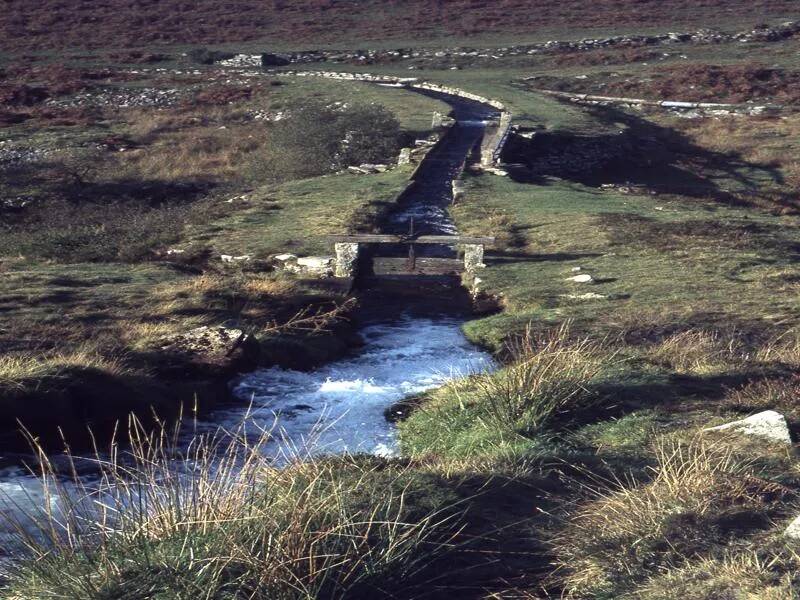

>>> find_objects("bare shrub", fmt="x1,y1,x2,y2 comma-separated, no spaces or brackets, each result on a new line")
253,100,402,183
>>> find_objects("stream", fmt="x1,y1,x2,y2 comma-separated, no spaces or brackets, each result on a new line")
0,85,500,550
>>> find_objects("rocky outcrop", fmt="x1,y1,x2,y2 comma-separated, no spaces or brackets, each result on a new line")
157,325,260,377
705,410,792,445
532,89,783,115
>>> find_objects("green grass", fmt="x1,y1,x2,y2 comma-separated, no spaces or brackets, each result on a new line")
185,166,415,257
450,174,800,350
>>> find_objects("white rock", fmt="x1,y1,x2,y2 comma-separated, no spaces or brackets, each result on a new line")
297,256,334,269
563,292,606,300
571,266,583,272
785,515,800,540
704,410,792,445
566,274,594,283
220,254,252,263
274,253,297,262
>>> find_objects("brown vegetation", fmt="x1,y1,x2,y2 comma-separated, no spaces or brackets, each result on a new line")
1,1,799,52
538,62,800,105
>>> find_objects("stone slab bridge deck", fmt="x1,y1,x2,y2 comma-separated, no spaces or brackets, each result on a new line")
328,234,494,278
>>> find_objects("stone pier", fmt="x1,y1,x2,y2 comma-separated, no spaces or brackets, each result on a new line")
334,242,360,277
462,244,485,273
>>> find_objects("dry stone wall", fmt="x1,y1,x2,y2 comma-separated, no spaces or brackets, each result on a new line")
533,88,786,115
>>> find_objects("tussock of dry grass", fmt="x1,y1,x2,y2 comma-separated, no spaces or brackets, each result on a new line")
478,323,610,432
637,549,800,599
645,329,747,374
0,347,131,392
554,434,792,598
1,420,461,599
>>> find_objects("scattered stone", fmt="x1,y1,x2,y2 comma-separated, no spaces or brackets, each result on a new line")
571,266,583,272
157,325,260,376
784,515,800,540
563,292,606,300
397,148,412,165
704,410,792,445
47,87,184,109
566,274,594,283
220,254,252,263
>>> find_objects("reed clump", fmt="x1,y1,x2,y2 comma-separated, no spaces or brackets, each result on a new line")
554,434,793,598
0,419,462,599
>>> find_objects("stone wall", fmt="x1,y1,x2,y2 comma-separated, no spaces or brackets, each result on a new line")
277,71,514,166
532,88,785,115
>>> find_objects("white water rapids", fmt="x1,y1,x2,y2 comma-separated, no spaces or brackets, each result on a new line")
204,314,493,457
0,314,493,555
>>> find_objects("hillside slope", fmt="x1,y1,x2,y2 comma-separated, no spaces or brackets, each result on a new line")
3,0,800,52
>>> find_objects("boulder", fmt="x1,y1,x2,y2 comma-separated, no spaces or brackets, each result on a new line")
157,326,260,377
566,274,594,283
704,410,792,445
297,256,334,274
261,53,291,67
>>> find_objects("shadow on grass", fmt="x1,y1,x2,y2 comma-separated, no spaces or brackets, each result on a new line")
485,250,603,264
503,103,784,207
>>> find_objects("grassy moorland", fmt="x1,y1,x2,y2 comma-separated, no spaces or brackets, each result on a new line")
393,47,800,597
5,8,800,599
2,0,800,52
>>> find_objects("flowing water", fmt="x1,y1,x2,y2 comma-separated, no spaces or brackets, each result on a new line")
212,313,492,458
